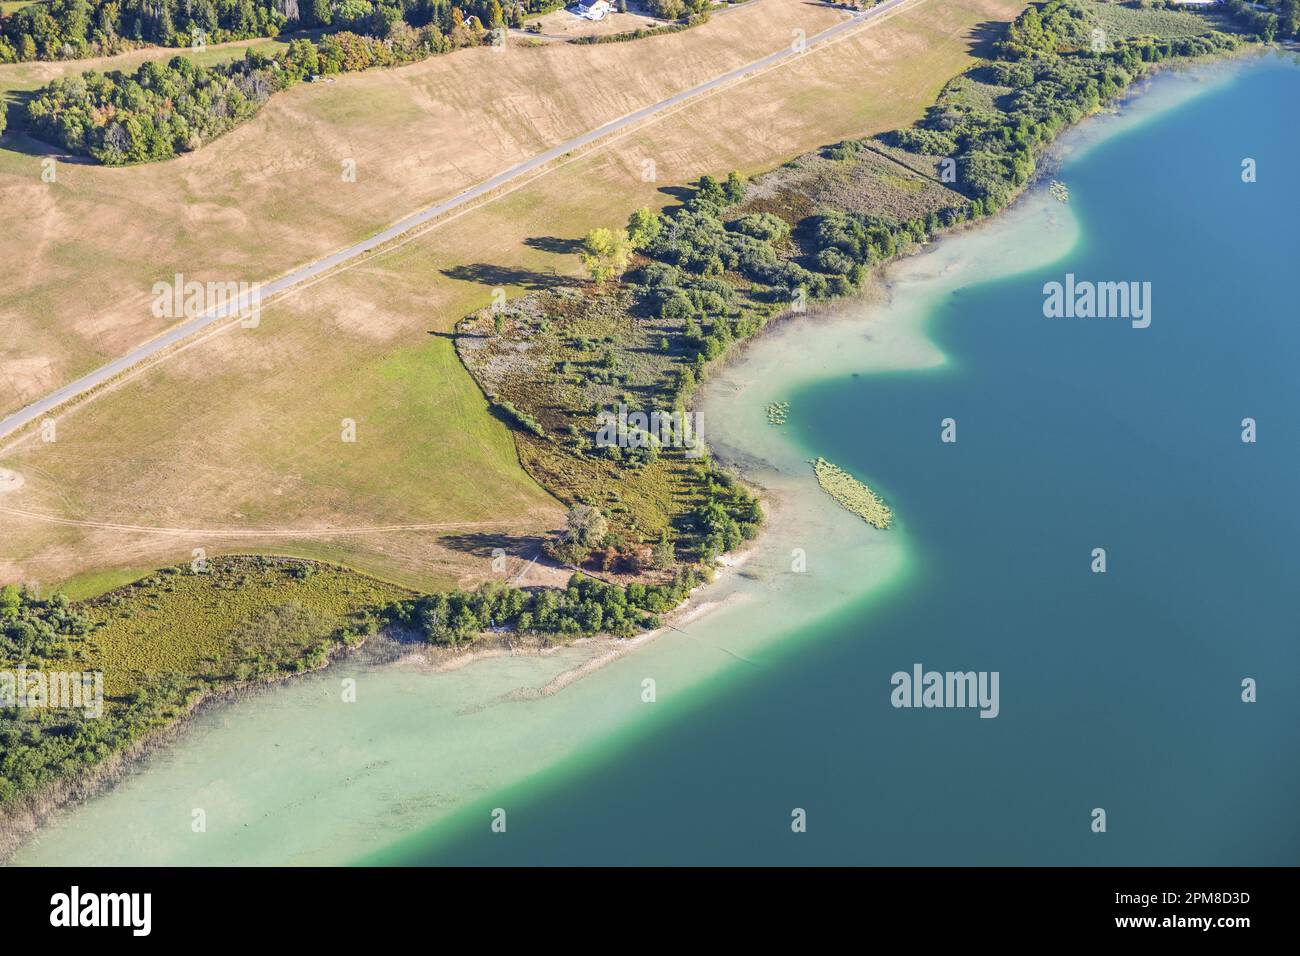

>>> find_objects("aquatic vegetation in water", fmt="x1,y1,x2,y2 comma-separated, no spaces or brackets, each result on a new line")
1050,180,1070,203
766,401,790,425
811,458,893,530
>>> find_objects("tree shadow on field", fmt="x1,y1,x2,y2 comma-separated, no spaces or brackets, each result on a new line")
437,532,571,582
1,92,96,162
438,532,552,558
657,184,694,203
1,89,34,132
441,263,575,291
524,235,584,255
966,20,1007,59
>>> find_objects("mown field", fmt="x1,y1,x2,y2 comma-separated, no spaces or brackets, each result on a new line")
0,0,845,418
0,0,1028,595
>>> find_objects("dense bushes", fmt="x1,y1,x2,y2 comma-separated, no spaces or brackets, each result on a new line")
385,569,707,644
496,398,547,437
0,585,90,662
888,1,1243,214
689,471,761,561
0,674,192,805
1223,0,1299,41
571,19,693,45
643,172,815,297
730,211,790,244
0,0,284,63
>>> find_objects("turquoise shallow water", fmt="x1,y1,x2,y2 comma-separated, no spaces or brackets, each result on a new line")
15,53,1300,867
372,53,1300,865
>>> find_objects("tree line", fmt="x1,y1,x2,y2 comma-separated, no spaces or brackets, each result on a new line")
1223,0,1300,41
886,0,1243,216
0,0,562,63
385,567,708,644
0,585,90,662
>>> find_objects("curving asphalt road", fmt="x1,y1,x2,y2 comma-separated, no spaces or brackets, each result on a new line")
0,0,917,444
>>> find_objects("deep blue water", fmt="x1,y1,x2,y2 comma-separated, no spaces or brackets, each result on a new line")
376,55,1300,865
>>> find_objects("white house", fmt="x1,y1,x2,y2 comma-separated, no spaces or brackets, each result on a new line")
575,0,613,20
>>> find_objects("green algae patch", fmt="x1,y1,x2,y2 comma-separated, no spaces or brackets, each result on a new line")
811,458,893,530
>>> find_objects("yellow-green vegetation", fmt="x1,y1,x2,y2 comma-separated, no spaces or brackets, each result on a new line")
812,458,893,531
75,556,410,694
579,227,633,285
0,556,410,806
766,401,789,425
742,137,971,226
1081,0,1234,40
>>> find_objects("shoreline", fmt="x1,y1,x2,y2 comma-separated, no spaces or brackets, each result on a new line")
393,540,760,684
0,539,760,865
0,619,381,863
2,42,1271,865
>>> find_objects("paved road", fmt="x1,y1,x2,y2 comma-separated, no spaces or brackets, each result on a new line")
0,0,917,444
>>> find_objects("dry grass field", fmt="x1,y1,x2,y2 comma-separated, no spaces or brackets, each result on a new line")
0,0,1027,595
0,0,845,417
